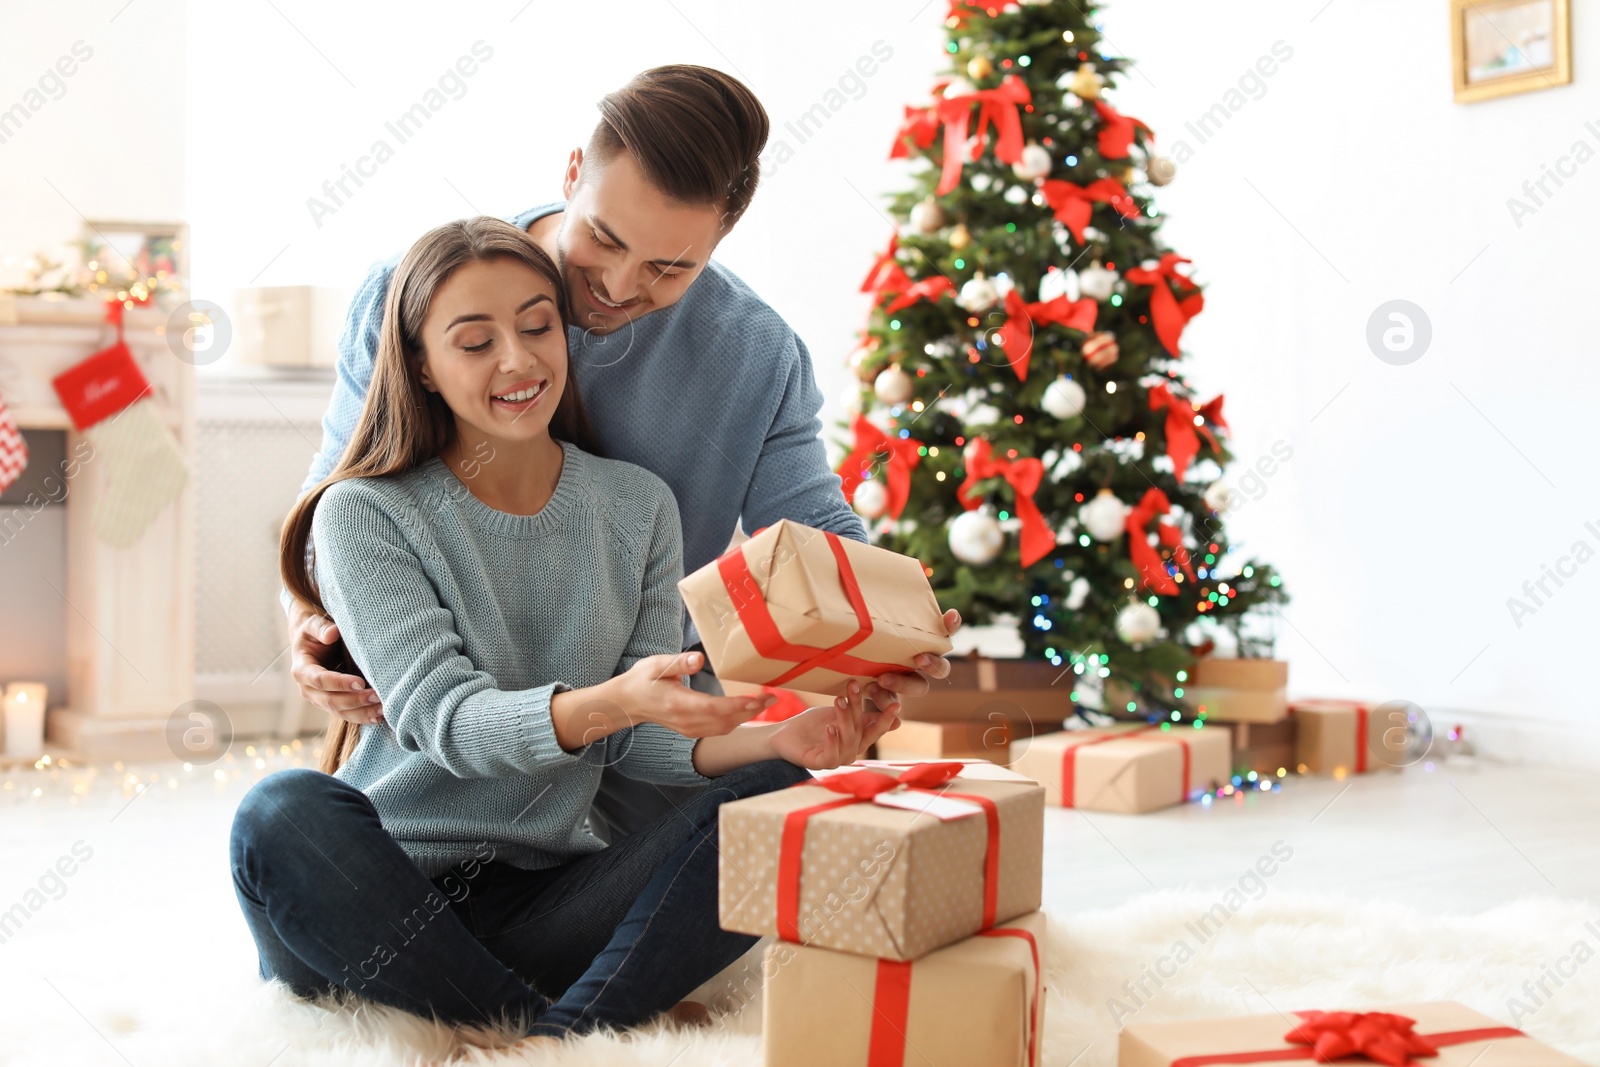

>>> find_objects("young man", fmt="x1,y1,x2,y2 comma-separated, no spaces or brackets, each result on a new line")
288,64,960,842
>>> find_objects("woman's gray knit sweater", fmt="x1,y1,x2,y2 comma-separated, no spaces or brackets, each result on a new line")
310,439,710,877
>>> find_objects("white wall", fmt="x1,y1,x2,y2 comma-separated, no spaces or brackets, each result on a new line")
177,2,1594,747
0,1,187,287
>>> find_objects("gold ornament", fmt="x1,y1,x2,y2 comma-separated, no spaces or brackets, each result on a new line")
966,55,995,81
948,223,971,251
1068,63,1104,100
1146,155,1178,186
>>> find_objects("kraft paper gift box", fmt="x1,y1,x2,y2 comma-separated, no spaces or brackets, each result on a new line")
679,519,953,697
1009,724,1230,814
897,654,1073,729
1186,658,1289,723
875,718,1012,764
718,762,1044,961
764,909,1048,1067
1292,698,1402,775
1227,719,1297,778
1118,1000,1587,1067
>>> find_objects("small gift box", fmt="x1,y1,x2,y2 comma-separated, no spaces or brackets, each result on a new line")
764,909,1048,1067
1010,724,1230,814
679,519,952,697
1186,658,1289,723
1292,698,1403,775
1119,1001,1586,1066
718,762,1044,961
876,718,1012,764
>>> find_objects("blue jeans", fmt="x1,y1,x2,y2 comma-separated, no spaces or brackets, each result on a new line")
229,758,808,1038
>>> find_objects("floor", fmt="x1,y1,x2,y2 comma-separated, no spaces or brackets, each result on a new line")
2,744,1597,1063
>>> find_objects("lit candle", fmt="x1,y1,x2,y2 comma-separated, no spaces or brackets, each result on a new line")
3,682,48,759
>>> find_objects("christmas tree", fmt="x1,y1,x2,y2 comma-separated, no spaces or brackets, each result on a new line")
838,0,1287,719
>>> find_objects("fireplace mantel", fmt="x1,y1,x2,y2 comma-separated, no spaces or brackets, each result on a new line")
0,293,195,758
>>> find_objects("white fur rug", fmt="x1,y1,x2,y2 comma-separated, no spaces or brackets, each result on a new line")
9,892,1598,1066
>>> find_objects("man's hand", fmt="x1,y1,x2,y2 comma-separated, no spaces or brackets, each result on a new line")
288,600,382,725
863,608,963,716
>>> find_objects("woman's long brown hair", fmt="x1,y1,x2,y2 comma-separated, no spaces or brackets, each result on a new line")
280,217,597,774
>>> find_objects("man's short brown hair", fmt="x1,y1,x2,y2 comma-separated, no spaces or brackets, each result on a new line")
586,65,770,229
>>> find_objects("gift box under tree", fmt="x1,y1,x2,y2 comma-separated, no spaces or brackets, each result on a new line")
1292,698,1404,776
1186,658,1289,724
1010,723,1229,814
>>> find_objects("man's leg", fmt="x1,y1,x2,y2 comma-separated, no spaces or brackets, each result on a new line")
586,663,722,844
230,767,547,1030
476,758,812,1036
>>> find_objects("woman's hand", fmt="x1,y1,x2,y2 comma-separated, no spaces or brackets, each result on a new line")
604,652,773,738
769,679,901,771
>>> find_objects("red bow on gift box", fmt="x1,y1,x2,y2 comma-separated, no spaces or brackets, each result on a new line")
933,75,1032,195
1093,99,1153,159
996,290,1099,382
1040,177,1141,243
1125,488,1194,596
1148,382,1225,482
1127,253,1205,357
836,416,923,520
957,439,1053,568
1169,1008,1527,1067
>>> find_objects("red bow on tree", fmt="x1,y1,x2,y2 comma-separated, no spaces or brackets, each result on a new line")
817,760,966,799
1125,488,1194,596
1126,253,1204,357
1284,1012,1440,1067
1040,178,1141,243
860,234,908,295
1148,383,1225,482
933,75,1032,195
996,290,1099,382
1093,99,1153,159
957,439,1053,567
889,105,942,161
882,276,957,314
836,415,923,519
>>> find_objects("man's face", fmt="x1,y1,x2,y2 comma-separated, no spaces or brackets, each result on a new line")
554,149,726,336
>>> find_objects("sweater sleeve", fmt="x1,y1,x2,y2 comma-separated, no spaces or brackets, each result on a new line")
739,329,869,545
603,480,711,786
311,480,585,779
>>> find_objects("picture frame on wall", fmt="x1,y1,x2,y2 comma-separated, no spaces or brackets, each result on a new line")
1451,0,1571,103
77,219,189,304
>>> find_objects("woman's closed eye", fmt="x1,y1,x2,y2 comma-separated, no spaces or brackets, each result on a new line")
462,327,551,353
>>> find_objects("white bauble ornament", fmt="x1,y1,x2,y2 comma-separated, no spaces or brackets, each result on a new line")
1078,262,1118,301
910,196,946,235
1037,267,1075,303
873,365,915,405
1003,184,1029,205
1203,481,1236,513
1146,155,1177,186
958,274,1000,312
852,480,889,520
1065,576,1091,609
942,77,978,100
1079,489,1128,542
949,509,1004,565
1116,601,1161,644
1041,376,1088,419
967,402,1003,426
1012,143,1053,181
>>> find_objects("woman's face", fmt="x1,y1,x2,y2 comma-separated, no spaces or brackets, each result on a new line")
417,256,568,446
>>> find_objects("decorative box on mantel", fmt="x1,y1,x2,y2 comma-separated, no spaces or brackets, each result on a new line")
0,294,195,757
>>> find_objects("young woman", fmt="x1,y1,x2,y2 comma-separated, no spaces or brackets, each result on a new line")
231,216,898,1043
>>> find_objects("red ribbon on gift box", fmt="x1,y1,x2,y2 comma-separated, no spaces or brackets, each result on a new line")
1060,726,1193,808
715,529,908,690
775,762,1000,943
867,923,1041,1067
1168,1009,1525,1067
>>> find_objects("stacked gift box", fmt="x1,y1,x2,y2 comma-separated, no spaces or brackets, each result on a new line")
1010,721,1231,814
682,523,1048,1065
1290,697,1406,776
